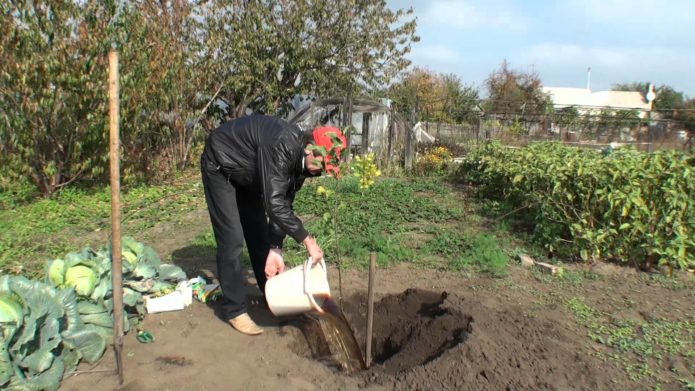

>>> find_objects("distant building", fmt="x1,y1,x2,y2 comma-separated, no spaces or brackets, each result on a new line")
542,87,652,118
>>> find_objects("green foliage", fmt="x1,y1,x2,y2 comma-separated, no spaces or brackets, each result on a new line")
0,237,182,390
442,74,481,124
0,1,210,196
413,146,454,177
0,1,111,196
461,234,508,277
1,0,417,196
44,238,185,342
680,99,695,133
0,176,204,276
613,82,685,118
565,296,695,382
283,177,463,268
388,68,480,124
0,275,106,390
423,228,469,258
350,153,382,188
199,0,418,117
429,231,507,277
506,119,526,136
578,107,641,137
554,106,580,128
0,295,23,329
484,60,551,118
457,141,695,270
64,265,97,297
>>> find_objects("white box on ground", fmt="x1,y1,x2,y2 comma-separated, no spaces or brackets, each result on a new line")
145,291,185,313
177,280,193,306
145,281,193,313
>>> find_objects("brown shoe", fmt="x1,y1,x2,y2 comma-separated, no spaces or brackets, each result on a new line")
228,313,263,336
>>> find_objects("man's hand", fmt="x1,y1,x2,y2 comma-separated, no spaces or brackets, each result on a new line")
303,235,324,264
265,248,285,279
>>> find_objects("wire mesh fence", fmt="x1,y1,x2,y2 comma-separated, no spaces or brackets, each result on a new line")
289,97,694,170
422,114,690,153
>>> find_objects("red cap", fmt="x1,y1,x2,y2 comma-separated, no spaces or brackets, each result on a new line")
312,126,347,176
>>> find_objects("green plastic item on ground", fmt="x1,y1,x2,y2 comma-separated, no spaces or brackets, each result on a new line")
136,330,154,344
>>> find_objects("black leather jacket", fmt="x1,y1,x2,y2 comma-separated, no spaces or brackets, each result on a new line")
203,115,309,247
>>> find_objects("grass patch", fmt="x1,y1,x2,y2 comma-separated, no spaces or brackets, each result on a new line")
170,229,217,261
418,227,508,276
566,297,598,321
452,234,508,277
0,171,205,276
3,173,521,279
565,297,695,382
644,274,692,291
283,177,466,268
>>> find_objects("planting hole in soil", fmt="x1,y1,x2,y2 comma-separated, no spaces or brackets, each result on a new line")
290,288,473,375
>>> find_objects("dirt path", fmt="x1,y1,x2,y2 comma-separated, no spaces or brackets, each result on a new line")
60,218,694,391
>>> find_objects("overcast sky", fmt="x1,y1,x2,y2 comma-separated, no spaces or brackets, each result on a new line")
387,0,695,98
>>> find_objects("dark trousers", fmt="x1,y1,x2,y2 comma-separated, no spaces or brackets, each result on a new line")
201,155,270,320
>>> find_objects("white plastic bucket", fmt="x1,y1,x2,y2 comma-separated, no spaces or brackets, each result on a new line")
265,257,331,316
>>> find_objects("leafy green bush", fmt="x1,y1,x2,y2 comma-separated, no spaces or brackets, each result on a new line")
456,141,695,270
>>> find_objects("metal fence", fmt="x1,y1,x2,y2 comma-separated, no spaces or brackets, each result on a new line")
421,114,691,153
289,98,694,171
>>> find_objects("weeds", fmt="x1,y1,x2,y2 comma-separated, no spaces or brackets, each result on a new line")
285,177,466,268
565,297,695,383
458,234,508,277
421,228,508,276
2,173,519,277
0,172,204,276
645,274,690,290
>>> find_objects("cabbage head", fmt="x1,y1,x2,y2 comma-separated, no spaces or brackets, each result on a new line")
0,294,23,340
47,259,66,287
64,266,97,297
122,250,138,266
0,295,22,326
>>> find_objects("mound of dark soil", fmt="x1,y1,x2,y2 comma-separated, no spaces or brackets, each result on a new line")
310,288,618,391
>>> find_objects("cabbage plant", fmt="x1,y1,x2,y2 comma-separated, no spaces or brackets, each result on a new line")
0,276,105,391
43,237,186,347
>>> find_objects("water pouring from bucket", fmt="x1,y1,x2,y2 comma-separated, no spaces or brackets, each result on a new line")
265,257,331,316
265,256,367,371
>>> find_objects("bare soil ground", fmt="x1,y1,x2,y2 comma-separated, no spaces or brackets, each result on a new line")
60,217,694,391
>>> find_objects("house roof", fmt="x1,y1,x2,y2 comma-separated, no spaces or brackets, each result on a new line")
542,87,651,111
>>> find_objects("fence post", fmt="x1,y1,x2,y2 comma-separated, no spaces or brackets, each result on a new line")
345,96,353,163
404,105,416,170
476,114,482,146
361,112,371,155
647,110,654,153
386,111,394,169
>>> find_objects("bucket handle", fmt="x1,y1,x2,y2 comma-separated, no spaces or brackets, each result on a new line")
304,257,327,314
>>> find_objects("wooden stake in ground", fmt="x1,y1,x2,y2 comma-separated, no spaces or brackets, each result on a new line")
365,252,376,367
108,49,125,387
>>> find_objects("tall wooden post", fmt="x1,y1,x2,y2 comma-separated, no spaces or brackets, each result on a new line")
365,252,376,367
108,50,124,386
